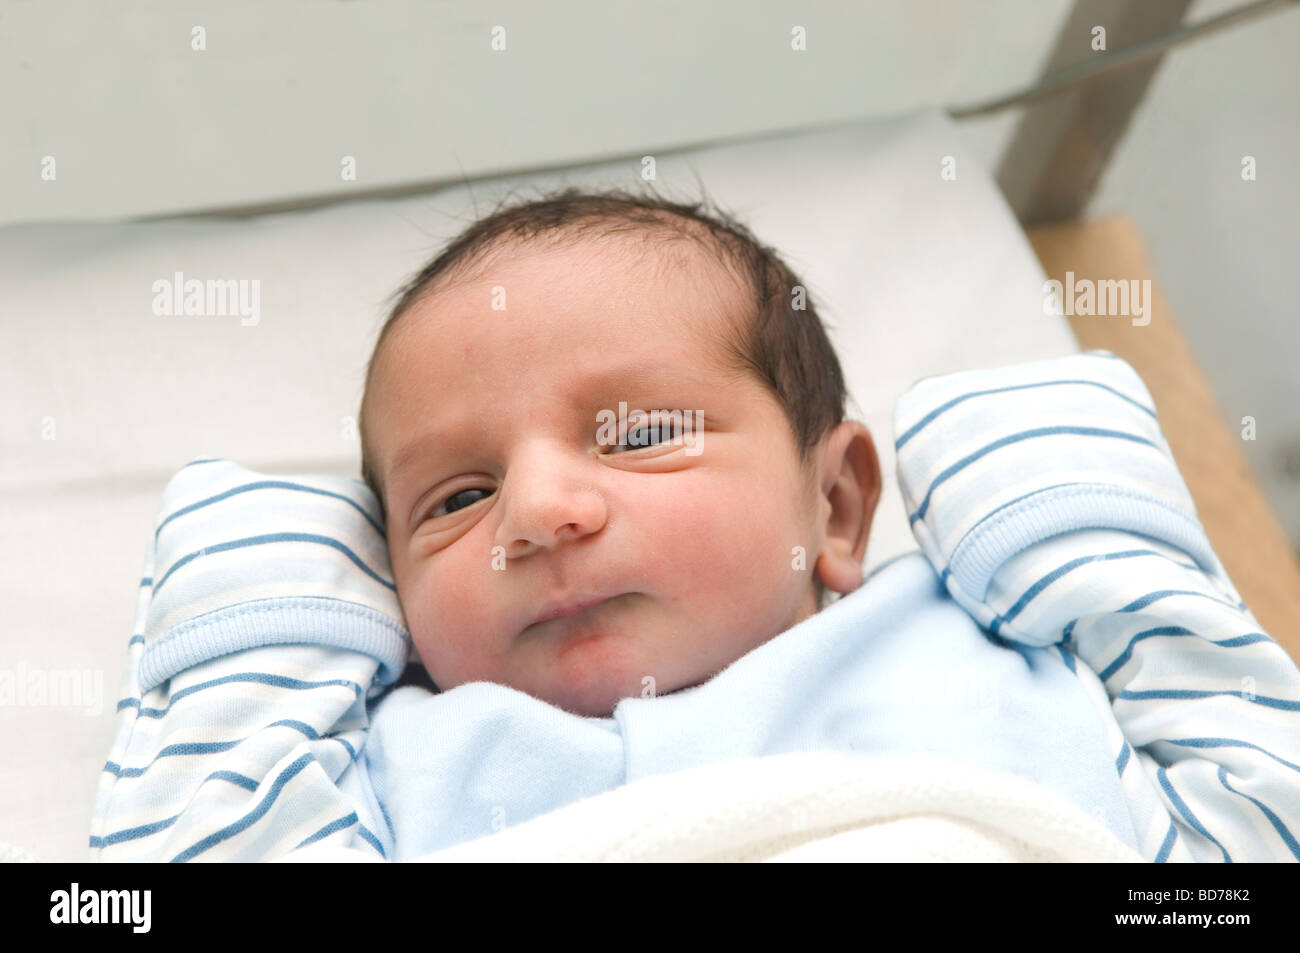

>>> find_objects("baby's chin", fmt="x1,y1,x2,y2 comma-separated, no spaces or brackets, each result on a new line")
541,678,711,718
510,663,669,718
418,649,701,719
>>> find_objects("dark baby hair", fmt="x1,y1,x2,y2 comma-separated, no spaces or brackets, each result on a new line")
358,185,848,521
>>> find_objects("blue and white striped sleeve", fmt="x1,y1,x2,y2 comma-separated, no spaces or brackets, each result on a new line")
89,459,411,862
893,350,1300,863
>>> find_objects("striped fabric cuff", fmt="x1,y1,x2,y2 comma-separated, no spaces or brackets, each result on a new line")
138,458,411,694
893,350,1228,611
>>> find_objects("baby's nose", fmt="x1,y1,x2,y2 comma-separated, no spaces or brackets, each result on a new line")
493,443,608,558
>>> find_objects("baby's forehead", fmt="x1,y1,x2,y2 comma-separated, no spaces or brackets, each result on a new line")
384,235,746,361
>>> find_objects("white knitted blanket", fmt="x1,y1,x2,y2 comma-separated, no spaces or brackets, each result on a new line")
279,751,1149,863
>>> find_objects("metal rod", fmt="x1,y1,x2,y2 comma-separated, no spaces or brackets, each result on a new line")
949,0,1299,119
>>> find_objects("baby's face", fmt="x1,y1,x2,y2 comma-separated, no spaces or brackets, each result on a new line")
366,239,832,717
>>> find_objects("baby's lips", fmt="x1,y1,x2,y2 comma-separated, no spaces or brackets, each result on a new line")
524,590,630,633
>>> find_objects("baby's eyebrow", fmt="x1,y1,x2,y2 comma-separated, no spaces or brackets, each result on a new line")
388,430,460,489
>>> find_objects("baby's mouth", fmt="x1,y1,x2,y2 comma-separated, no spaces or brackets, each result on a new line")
522,592,629,637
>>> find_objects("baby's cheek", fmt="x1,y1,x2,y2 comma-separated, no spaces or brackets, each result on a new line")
404,599,452,684
649,481,794,597
402,561,484,689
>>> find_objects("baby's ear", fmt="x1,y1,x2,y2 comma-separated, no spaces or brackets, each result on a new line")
815,421,882,594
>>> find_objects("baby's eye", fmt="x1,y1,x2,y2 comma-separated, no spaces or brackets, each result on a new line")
607,417,682,454
433,487,494,517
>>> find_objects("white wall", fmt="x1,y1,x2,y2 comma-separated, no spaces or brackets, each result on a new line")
0,0,1071,224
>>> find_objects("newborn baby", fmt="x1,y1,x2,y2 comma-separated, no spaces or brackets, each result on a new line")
357,188,882,717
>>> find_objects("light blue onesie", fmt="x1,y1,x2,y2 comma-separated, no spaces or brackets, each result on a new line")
90,352,1300,862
